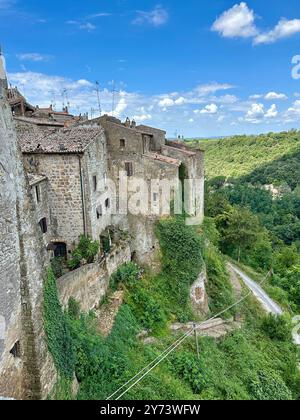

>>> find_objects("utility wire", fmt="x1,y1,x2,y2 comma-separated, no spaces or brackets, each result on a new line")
107,269,272,400
106,329,192,400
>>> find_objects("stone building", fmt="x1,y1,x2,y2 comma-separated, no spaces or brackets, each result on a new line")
85,115,205,263
16,112,205,264
0,55,56,400
0,52,205,399
19,125,112,258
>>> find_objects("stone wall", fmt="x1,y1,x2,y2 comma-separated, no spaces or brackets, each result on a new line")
81,131,112,242
57,242,131,311
23,153,84,251
0,95,56,399
29,177,53,249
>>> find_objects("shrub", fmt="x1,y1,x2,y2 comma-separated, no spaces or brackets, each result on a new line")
68,297,81,320
249,370,293,400
109,263,140,292
68,235,99,270
43,268,75,379
51,257,64,278
261,314,292,342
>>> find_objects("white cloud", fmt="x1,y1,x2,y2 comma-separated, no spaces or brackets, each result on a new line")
254,18,300,45
249,94,263,100
133,5,169,27
212,2,257,39
189,118,194,123
79,22,96,31
132,114,152,122
284,100,300,121
245,102,278,122
265,104,278,118
264,91,287,100
195,82,234,96
194,103,218,115
87,12,112,19
213,3,300,45
158,97,175,107
67,20,96,31
158,96,187,107
245,102,265,123
17,53,53,62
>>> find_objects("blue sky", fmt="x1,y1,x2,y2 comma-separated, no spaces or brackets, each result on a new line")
1,0,300,137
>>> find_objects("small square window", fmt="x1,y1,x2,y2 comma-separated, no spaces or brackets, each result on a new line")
120,139,125,149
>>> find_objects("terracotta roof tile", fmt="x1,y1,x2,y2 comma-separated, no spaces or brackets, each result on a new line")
19,125,103,154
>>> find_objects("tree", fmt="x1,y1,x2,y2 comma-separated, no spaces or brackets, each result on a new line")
216,206,264,262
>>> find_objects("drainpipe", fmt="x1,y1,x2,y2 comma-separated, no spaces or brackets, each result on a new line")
78,154,87,236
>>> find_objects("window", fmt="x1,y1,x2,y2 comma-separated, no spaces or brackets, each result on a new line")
93,175,97,192
35,185,41,203
125,162,133,177
120,139,125,149
10,341,21,358
105,198,110,209
96,205,103,219
39,218,47,234
153,192,159,204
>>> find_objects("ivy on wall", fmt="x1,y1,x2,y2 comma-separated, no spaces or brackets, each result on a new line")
43,268,75,379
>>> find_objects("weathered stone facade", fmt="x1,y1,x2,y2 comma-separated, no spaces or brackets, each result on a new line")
0,65,56,399
57,242,131,312
1,54,205,399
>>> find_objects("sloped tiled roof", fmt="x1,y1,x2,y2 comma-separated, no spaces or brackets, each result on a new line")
19,125,103,154
14,116,64,127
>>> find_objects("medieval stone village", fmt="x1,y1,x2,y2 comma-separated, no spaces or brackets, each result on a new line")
0,52,205,399
1,1,300,403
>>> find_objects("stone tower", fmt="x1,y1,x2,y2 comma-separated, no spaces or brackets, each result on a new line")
0,54,56,399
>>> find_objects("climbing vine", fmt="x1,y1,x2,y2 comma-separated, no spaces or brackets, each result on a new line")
43,268,75,379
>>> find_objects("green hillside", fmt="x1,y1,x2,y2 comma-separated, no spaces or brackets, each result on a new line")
187,131,300,187
194,130,300,315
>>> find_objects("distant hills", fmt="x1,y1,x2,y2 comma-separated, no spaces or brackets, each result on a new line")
187,131,300,189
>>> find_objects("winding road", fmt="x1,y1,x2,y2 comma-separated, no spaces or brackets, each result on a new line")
228,263,283,316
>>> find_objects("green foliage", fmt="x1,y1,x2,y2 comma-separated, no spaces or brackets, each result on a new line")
261,314,292,342
50,257,64,278
170,351,208,393
204,242,235,317
191,131,300,188
68,297,81,319
43,268,75,379
68,235,99,270
156,216,204,310
109,262,140,292
49,377,73,400
249,370,293,400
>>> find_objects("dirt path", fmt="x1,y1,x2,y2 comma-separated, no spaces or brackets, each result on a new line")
227,263,243,299
96,291,124,337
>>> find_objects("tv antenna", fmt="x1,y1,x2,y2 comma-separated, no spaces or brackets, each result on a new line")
111,80,118,116
95,81,102,117
62,88,70,110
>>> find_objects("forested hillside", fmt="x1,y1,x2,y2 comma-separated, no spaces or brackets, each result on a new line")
188,131,300,188
46,216,300,401
189,130,300,313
